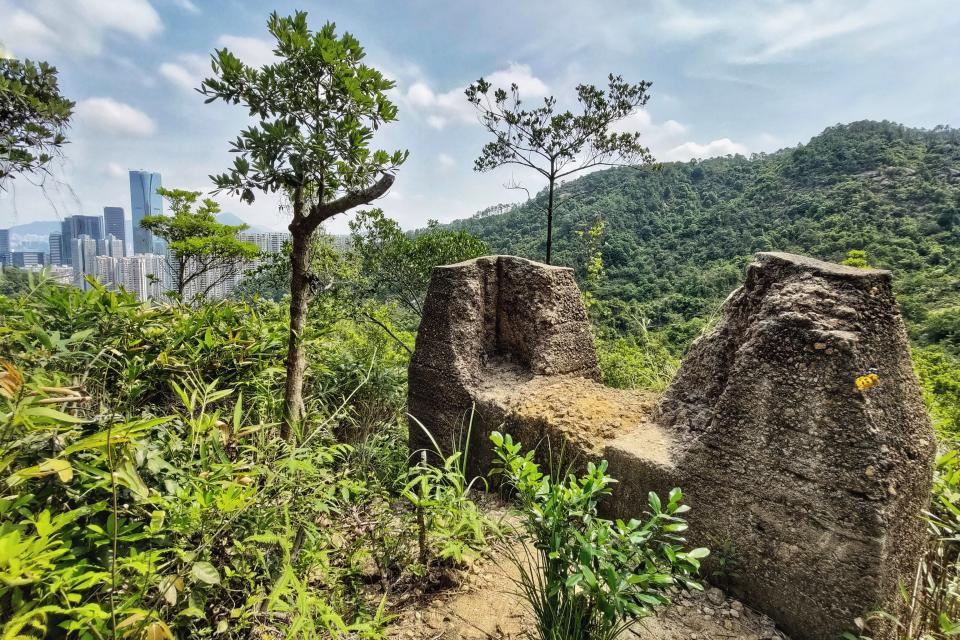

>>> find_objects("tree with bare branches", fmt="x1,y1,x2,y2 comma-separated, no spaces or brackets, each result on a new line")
466,75,653,264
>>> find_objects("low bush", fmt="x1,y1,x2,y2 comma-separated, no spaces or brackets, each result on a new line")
490,431,708,640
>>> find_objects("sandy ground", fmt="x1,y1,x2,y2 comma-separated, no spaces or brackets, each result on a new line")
387,537,791,640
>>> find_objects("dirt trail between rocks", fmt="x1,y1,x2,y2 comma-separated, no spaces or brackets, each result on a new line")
388,538,791,640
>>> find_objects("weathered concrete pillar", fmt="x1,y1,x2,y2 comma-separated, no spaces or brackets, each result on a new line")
407,252,936,640
652,252,936,638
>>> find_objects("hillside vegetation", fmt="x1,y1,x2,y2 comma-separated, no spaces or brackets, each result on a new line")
451,120,960,352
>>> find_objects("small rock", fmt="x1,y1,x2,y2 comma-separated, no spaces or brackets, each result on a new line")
706,586,725,606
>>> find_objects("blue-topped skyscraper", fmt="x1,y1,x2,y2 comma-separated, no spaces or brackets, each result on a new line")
103,206,126,256
129,170,162,254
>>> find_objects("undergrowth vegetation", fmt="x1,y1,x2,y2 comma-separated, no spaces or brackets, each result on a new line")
0,275,494,639
491,431,708,640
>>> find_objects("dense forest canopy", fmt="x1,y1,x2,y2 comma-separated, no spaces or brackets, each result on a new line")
450,120,960,351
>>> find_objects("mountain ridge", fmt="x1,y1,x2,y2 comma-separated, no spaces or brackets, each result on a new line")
448,120,960,350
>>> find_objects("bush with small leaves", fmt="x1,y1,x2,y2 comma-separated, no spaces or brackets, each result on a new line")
490,431,709,640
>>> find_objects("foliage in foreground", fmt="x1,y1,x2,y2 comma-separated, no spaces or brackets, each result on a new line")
0,277,492,639
0,57,74,188
491,431,708,640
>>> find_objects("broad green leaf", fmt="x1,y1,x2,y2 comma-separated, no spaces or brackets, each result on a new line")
192,561,220,585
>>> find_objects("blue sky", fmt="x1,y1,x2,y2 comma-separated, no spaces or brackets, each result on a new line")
1,0,958,234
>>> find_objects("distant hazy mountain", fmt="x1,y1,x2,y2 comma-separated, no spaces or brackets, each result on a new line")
5,213,276,239
216,212,276,233
8,220,61,235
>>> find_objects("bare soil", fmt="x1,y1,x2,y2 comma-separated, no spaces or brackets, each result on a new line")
388,536,790,640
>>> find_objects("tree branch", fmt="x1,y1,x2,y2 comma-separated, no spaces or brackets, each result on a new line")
302,172,396,232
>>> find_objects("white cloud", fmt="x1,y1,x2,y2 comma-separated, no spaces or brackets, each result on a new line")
654,0,919,64
426,115,448,130
216,34,275,67
105,162,126,178
402,63,547,129
662,138,749,161
0,10,59,57
171,0,199,13
406,82,436,108
0,0,162,57
611,109,688,151
612,109,749,162
159,54,208,93
485,63,550,97
75,98,157,138
437,153,455,169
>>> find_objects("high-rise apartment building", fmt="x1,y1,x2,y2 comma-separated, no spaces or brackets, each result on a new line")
97,234,124,259
238,231,289,255
117,253,170,302
13,252,46,267
71,234,98,289
103,206,126,256
48,231,62,265
0,228,10,266
94,256,120,289
60,215,102,265
129,171,162,254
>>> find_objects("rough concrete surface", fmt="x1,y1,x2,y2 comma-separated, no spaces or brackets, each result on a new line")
407,253,936,640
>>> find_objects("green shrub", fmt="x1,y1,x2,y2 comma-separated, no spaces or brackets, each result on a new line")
596,336,678,393
0,279,489,638
490,431,708,640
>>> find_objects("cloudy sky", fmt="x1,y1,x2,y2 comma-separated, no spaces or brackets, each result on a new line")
1,0,958,233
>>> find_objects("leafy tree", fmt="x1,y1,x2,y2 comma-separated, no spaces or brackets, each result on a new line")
465,74,653,264
349,209,489,318
200,11,407,439
841,249,872,269
141,187,260,301
0,58,74,189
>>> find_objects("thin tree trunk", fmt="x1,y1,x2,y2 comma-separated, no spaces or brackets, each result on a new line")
282,213,311,441
546,175,556,265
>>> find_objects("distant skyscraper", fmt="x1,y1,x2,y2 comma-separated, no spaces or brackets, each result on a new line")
103,206,126,256
130,171,162,254
48,232,62,265
106,234,124,258
60,215,103,265
72,234,98,289
0,228,10,266
94,256,120,289
12,252,45,267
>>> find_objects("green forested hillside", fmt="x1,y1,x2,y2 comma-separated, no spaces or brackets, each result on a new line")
451,121,960,351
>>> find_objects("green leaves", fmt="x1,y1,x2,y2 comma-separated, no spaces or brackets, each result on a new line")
7,458,73,486
200,11,406,210
491,432,708,638
190,561,221,585
349,208,489,318
0,57,74,189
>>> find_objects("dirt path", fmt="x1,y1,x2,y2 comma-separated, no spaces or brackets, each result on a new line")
388,538,791,640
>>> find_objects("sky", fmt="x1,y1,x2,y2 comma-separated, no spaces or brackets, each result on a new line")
0,0,958,234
